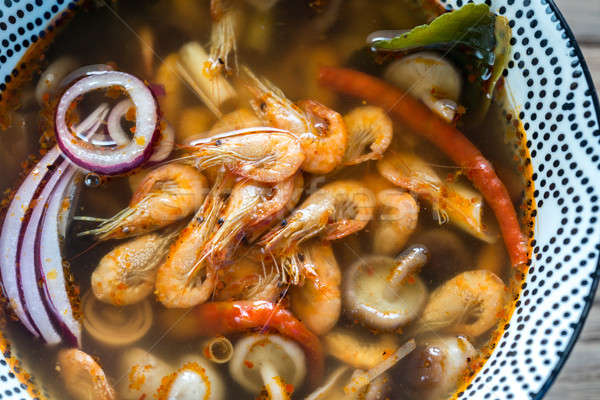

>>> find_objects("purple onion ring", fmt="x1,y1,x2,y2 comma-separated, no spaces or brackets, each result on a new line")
55,71,160,175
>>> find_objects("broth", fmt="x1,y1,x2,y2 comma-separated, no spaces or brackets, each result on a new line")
0,1,533,399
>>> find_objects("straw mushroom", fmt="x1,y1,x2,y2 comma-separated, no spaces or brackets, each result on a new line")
306,339,416,400
412,270,507,337
343,245,429,331
323,328,400,370
384,52,463,123
57,349,116,400
229,334,306,398
411,228,471,286
82,291,153,346
161,355,225,400
35,57,79,105
394,336,476,400
119,348,171,400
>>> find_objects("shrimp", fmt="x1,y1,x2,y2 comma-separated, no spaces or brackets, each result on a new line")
200,174,300,266
342,106,393,165
80,164,208,240
244,68,347,174
209,108,262,135
155,172,234,308
290,241,341,335
209,0,239,73
372,190,419,256
377,151,496,243
182,128,305,183
260,180,375,282
57,349,116,400
91,227,180,306
413,270,508,338
215,254,280,302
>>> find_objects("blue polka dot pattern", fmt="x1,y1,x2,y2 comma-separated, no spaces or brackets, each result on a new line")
437,0,600,399
0,0,598,399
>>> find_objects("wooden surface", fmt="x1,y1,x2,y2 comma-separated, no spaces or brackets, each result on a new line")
545,1,600,399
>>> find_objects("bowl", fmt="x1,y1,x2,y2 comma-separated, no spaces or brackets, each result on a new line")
0,0,598,399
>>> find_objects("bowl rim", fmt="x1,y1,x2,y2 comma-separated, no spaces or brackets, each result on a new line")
531,3,600,397
0,0,598,399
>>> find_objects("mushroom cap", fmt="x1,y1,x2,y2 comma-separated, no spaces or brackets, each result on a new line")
323,328,400,370
395,336,476,400
343,255,427,331
229,334,307,393
82,291,153,346
119,348,171,400
168,355,225,400
57,349,116,400
384,52,462,103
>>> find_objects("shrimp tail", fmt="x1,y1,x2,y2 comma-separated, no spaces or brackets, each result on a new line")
259,210,329,254
209,0,238,73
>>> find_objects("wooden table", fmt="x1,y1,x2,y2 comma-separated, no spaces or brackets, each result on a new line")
544,2,600,399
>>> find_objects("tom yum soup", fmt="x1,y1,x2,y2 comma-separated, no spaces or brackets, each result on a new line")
0,1,534,399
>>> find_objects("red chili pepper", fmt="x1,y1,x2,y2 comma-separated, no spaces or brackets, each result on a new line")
192,300,324,387
318,66,528,268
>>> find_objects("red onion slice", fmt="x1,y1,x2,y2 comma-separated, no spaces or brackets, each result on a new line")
106,99,134,146
55,71,160,175
19,159,70,345
149,123,175,162
36,168,81,346
0,147,62,338
74,103,110,141
58,63,114,91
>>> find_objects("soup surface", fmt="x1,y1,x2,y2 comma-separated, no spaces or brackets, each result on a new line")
0,1,534,399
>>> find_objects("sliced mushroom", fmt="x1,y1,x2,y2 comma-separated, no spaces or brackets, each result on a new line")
412,270,508,337
343,245,429,331
202,336,234,364
229,334,306,398
291,241,342,335
161,355,225,400
119,348,171,400
384,52,463,122
35,57,79,105
57,349,116,400
306,367,391,400
323,328,400,370
372,190,419,256
394,336,476,400
307,339,415,400
82,291,153,346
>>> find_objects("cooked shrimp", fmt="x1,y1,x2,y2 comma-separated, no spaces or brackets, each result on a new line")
377,151,496,242
80,164,208,240
200,174,300,266
244,68,347,174
209,0,239,73
342,106,393,165
323,328,400,370
372,190,419,256
91,228,180,306
57,349,116,400
209,108,262,135
216,255,280,302
413,270,508,337
155,172,234,308
261,180,375,252
182,128,305,183
290,241,341,335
